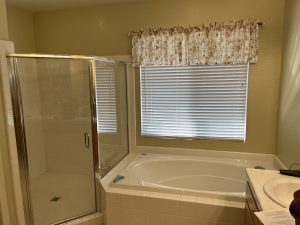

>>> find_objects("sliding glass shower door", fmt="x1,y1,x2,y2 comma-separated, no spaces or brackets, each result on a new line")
9,57,97,225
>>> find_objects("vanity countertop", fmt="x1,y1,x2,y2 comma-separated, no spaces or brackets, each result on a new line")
246,168,284,211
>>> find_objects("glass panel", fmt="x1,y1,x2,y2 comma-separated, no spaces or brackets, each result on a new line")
16,58,96,225
95,61,129,177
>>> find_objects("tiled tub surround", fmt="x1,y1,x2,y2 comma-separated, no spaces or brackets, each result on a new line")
101,151,283,225
105,189,244,225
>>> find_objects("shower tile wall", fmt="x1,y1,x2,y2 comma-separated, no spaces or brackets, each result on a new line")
19,59,46,179
19,59,95,177
37,60,94,175
20,59,94,178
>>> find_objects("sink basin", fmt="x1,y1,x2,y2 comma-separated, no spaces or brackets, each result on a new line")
263,177,300,207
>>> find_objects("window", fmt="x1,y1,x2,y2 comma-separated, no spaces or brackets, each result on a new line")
140,64,249,141
95,64,117,133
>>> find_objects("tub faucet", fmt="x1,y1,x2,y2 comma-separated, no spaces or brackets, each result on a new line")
279,163,300,178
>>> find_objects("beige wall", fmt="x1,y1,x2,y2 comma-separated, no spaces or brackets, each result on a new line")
276,0,300,167
6,5,36,53
33,0,285,154
0,0,8,40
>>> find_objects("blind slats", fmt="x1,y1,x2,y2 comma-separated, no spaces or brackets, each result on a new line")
95,65,117,133
140,64,248,140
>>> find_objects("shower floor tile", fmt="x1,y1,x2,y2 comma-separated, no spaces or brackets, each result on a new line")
30,172,96,225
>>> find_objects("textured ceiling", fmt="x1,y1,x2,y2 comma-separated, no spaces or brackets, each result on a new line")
6,0,148,12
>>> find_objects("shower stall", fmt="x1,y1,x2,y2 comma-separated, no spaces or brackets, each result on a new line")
7,54,129,225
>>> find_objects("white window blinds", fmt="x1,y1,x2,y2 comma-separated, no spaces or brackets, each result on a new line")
140,64,249,141
95,65,117,133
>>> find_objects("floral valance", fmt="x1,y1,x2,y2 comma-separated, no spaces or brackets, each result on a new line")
130,19,261,67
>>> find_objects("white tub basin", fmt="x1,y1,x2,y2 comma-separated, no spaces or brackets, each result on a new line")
263,177,300,207
110,153,274,199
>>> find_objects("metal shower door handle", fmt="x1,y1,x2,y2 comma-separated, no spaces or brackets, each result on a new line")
84,132,90,149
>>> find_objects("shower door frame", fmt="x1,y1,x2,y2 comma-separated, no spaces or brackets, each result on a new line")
7,54,106,225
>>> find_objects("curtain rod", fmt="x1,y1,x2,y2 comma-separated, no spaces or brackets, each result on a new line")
129,20,264,36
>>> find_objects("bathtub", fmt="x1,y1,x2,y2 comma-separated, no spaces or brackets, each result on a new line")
110,153,274,199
